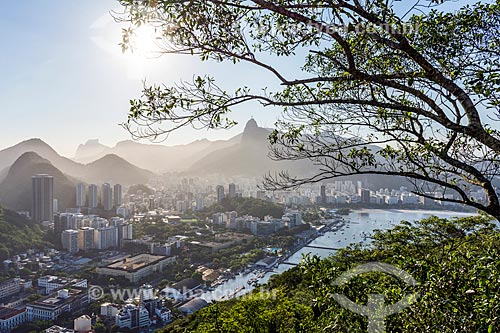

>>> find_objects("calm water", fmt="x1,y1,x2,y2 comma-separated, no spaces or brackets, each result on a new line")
200,209,475,301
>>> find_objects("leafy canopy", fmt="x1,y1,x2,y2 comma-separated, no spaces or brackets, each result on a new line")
161,215,500,332
117,0,500,219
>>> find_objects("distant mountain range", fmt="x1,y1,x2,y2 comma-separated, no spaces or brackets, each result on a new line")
186,119,408,190
0,119,409,213
74,136,242,172
73,119,314,176
187,118,313,176
0,139,153,186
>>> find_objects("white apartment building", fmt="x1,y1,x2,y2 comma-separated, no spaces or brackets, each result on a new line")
0,307,26,331
37,276,87,295
115,304,150,329
0,278,20,299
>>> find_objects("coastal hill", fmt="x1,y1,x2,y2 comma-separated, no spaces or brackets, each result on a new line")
0,152,76,211
83,154,153,185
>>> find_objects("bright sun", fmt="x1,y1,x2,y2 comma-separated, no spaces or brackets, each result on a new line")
131,26,160,56
123,25,162,78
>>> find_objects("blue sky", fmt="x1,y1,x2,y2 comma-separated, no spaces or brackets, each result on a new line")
0,0,283,157
0,0,481,157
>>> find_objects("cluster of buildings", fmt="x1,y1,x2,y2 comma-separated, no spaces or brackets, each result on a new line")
56,213,133,253
26,284,89,322
117,234,185,257
2,248,90,274
119,180,245,215
30,175,125,224
30,173,477,232
315,182,472,207
211,210,302,236
46,315,92,333
100,284,172,330
0,275,90,332
0,267,182,331
76,182,122,211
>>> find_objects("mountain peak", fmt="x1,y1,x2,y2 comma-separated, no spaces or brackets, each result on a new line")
22,138,44,144
88,154,127,165
244,118,259,132
13,151,48,165
83,139,101,146
14,138,53,151
241,118,270,145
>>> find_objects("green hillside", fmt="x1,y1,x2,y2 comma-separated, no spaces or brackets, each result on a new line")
0,206,47,260
0,152,76,211
162,215,499,332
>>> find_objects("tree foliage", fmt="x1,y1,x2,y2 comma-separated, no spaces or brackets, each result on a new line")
160,215,500,332
117,0,500,219
0,206,47,261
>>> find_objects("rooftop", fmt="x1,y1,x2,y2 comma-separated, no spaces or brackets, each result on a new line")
180,298,208,313
103,254,169,272
171,278,200,292
29,288,86,310
0,307,25,320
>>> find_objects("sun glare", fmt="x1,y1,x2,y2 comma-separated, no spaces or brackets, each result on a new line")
130,25,161,57
123,25,163,79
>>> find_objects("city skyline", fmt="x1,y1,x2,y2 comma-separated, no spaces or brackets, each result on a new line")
0,1,495,332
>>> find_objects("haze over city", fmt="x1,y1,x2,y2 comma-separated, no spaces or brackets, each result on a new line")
1,0,284,156
1,0,479,157
0,1,499,332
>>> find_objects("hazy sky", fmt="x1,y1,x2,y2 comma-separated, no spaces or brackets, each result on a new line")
0,0,283,157
0,0,480,157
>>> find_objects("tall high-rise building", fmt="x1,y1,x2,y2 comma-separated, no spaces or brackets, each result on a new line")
228,183,236,198
94,226,118,250
88,184,98,208
320,185,327,205
78,227,95,251
195,196,204,211
53,198,59,214
76,183,86,207
283,211,302,228
32,174,54,223
149,196,156,210
114,184,122,207
54,213,70,234
61,230,79,253
216,185,225,203
102,183,113,211
117,222,133,245
361,189,371,203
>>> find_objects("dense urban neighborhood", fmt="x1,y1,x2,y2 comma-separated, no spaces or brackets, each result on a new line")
2,0,500,331
0,172,476,332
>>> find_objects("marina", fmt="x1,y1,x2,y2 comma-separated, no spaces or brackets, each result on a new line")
199,209,475,302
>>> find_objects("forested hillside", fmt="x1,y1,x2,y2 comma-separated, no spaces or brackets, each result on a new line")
162,215,499,332
0,206,47,260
